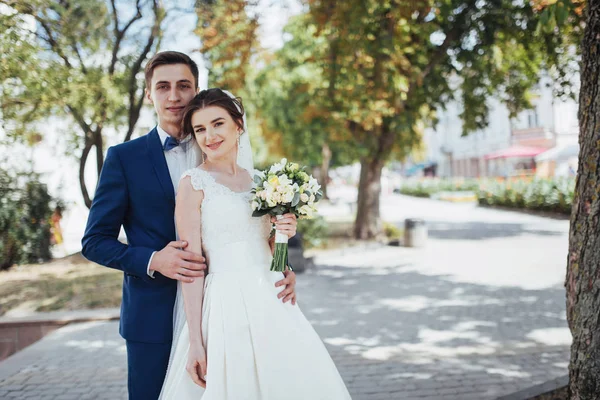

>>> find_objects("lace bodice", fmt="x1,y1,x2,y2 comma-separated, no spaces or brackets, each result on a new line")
179,168,272,273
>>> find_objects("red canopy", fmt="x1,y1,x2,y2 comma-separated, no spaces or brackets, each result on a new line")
484,145,548,160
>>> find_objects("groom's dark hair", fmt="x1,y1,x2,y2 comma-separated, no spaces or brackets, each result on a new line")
144,51,199,89
181,88,245,139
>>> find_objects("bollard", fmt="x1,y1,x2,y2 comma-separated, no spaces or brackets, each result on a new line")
404,218,427,247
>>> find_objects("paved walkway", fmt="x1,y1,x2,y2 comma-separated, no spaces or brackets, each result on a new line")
0,194,571,399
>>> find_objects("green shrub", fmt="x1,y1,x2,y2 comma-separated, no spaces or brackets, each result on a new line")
297,215,328,249
399,177,575,214
0,168,58,270
477,178,574,214
383,221,402,240
398,178,479,197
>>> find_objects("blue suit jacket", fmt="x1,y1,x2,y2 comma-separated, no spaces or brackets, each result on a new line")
82,128,178,344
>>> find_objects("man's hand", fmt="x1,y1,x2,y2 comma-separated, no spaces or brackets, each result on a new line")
271,213,298,238
186,343,207,388
275,270,297,305
149,241,206,282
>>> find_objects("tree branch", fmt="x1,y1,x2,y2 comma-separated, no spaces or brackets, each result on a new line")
67,105,93,138
110,0,142,75
36,17,72,69
406,6,473,99
69,40,88,75
123,0,162,142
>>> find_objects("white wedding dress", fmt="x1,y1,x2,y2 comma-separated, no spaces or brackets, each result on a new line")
159,167,352,400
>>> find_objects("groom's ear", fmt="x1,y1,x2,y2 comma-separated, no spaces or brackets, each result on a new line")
145,88,153,104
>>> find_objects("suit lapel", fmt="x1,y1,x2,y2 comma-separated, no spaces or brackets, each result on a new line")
147,128,175,205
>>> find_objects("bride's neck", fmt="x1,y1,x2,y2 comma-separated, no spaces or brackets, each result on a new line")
202,156,239,176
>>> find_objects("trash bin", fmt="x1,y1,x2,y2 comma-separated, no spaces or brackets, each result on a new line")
404,218,427,247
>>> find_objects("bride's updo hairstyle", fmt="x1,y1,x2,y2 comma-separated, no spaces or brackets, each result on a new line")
181,88,245,139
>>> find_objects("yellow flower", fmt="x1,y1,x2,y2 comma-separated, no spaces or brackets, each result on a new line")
268,175,280,187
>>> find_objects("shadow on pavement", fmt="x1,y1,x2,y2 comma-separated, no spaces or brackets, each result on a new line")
299,262,569,400
425,220,564,241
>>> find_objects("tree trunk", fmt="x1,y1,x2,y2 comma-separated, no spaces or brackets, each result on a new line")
567,1,600,398
354,156,384,239
320,142,331,199
94,129,104,176
79,141,93,209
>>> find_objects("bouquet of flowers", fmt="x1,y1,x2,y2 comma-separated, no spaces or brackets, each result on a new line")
251,158,323,271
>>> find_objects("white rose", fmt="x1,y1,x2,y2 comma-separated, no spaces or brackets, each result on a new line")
260,191,268,200
299,204,314,218
269,163,284,174
278,174,291,187
308,177,321,192
283,191,295,203
300,193,309,203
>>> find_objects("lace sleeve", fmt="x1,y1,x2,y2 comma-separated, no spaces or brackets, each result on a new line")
180,168,204,192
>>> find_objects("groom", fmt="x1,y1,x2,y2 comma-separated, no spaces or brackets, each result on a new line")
82,51,298,400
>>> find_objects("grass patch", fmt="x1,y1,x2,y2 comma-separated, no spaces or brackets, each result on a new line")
0,253,122,316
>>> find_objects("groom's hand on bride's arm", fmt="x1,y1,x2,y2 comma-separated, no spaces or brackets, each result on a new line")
275,270,297,305
149,240,207,283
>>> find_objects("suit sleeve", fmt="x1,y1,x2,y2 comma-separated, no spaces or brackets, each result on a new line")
81,146,154,281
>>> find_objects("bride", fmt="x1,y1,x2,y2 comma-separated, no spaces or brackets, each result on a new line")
158,88,351,400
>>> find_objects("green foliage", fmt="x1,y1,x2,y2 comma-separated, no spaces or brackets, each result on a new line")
253,15,359,168
297,215,328,249
0,168,58,270
399,177,574,214
382,221,402,240
398,179,480,197
196,0,259,92
477,178,574,214
0,0,164,207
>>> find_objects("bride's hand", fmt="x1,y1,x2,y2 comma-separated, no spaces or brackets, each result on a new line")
187,343,208,388
271,213,297,238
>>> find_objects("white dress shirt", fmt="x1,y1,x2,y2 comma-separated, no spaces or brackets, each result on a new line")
147,126,202,277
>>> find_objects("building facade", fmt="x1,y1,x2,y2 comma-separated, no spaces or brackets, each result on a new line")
424,76,579,178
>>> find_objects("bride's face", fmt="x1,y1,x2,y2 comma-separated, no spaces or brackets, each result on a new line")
191,106,242,161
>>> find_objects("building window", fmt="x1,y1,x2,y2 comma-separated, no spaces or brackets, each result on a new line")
527,110,539,128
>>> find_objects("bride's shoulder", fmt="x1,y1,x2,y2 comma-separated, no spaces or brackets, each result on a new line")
179,167,206,192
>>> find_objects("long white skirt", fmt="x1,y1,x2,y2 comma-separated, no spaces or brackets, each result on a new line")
159,267,352,400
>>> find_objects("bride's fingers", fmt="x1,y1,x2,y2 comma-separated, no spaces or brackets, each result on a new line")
277,287,293,300
274,218,296,227
274,226,296,238
200,362,208,380
274,276,290,288
200,362,208,388
283,292,296,304
187,363,203,387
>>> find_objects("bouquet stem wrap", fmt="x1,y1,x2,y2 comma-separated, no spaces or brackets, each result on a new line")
271,215,289,272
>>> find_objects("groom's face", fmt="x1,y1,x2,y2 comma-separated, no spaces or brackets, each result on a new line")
145,64,197,133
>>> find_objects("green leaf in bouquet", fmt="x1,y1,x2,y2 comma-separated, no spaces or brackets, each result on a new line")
253,175,264,185
315,190,324,202
291,192,301,207
252,209,271,217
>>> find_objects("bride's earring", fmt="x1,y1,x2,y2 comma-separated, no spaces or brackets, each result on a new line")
201,151,205,163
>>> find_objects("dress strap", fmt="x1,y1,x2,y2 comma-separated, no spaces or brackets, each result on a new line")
180,168,205,192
